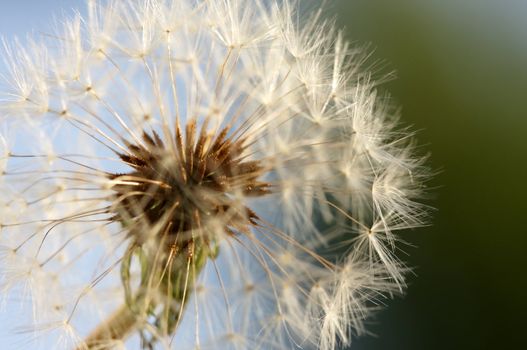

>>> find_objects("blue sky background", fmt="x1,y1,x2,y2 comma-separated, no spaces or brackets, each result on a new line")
0,1,84,38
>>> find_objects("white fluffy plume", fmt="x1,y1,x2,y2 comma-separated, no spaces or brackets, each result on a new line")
0,1,429,349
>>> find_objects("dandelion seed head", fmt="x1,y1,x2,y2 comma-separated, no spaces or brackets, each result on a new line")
108,125,268,249
0,0,430,349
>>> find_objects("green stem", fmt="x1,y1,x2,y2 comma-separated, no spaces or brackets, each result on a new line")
80,303,139,349
79,240,216,349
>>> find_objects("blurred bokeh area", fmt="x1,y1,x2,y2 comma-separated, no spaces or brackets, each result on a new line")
334,0,527,349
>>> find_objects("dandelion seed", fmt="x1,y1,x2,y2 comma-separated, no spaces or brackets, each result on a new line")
0,0,430,349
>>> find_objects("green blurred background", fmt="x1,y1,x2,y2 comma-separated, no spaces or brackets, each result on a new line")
332,0,527,349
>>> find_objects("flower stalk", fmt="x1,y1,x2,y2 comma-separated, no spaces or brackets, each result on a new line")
81,303,138,349
82,240,214,348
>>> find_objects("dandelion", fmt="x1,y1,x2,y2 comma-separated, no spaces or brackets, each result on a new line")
0,0,429,349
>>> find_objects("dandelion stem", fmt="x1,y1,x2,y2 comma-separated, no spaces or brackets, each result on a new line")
79,240,213,349
80,303,138,349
